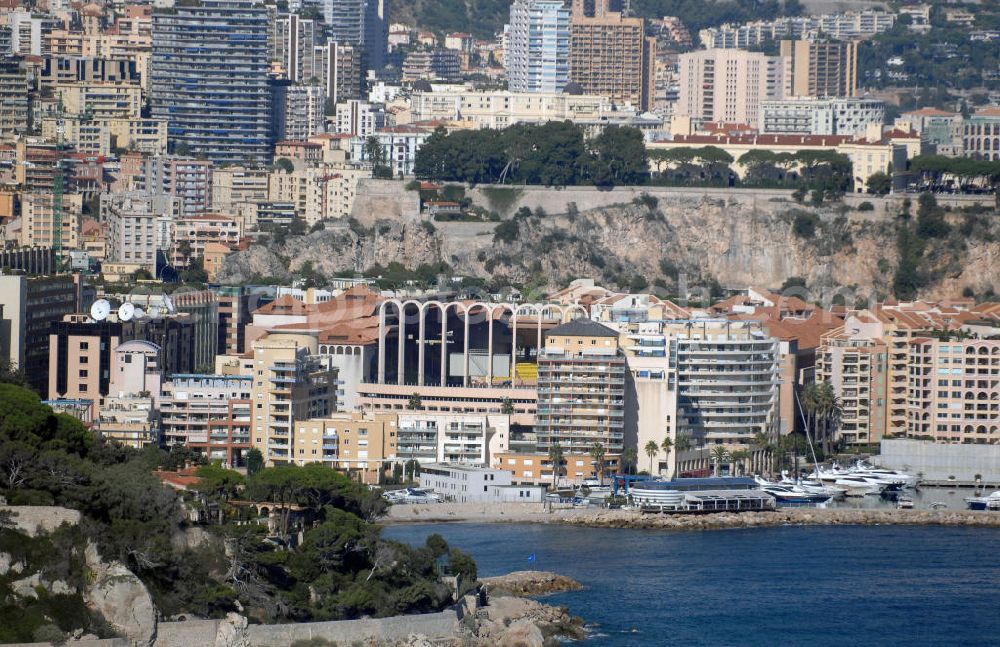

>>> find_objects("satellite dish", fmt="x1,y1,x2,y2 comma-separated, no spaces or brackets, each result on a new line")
148,305,162,319
163,294,175,313
133,307,146,320
90,299,111,321
118,302,135,322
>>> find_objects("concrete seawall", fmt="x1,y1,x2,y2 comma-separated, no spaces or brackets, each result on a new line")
153,611,459,647
384,502,1000,531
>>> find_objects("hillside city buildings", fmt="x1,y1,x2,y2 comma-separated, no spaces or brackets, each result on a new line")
0,0,998,491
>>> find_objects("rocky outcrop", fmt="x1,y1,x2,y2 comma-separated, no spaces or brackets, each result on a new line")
470,596,586,647
218,188,1000,300
84,543,157,647
1,505,82,537
480,571,582,597
212,612,250,647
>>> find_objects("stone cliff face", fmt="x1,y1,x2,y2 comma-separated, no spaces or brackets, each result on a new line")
219,194,1000,300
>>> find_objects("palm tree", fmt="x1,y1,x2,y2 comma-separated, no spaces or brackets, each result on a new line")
622,447,638,475
815,382,841,456
710,446,731,477
730,449,751,476
660,436,673,476
644,440,659,475
547,444,564,491
674,433,692,453
589,443,606,485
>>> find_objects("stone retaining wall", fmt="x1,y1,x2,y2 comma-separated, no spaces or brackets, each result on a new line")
154,610,458,647
466,184,990,220
0,506,81,537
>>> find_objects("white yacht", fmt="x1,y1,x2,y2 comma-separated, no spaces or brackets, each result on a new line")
777,473,846,498
834,475,884,497
965,490,1000,511
849,462,920,489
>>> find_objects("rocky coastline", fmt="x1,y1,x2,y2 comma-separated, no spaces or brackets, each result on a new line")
480,570,583,597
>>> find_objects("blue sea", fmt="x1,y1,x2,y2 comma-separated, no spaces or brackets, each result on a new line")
384,522,1000,646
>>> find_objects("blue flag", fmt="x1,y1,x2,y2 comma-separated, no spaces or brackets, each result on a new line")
527,553,536,563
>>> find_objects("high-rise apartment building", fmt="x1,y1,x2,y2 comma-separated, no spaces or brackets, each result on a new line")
320,0,388,72
671,319,781,447
274,13,319,82
536,319,626,456
780,38,858,98
677,48,784,125
506,0,570,94
816,326,888,446
315,41,361,105
250,332,338,465
151,0,272,165
0,57,29,140
0,274,78,394
905,339,1000,445
567,0,655,111
271,83,326,140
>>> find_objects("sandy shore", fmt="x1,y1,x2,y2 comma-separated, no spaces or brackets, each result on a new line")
384,502,1000,530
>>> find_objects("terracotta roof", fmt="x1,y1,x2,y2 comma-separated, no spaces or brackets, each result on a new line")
904,107,957,117
154,468,201,490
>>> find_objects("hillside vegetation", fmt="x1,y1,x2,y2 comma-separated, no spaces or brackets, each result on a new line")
0,384,473,643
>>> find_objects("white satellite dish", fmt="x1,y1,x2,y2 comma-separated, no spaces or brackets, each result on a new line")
148,305,162,319
118,302,135,322
163,294,175,313
90,299,111,321
133,307,146,320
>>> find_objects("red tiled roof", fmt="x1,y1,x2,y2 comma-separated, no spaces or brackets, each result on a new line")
904,107,956,117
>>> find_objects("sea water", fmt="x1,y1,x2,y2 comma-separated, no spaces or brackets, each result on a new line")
384,523,1000,646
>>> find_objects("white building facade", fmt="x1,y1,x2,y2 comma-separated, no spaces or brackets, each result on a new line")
506,0,570,94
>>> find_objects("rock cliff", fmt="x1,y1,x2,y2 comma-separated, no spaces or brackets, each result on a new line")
218,190,1000,300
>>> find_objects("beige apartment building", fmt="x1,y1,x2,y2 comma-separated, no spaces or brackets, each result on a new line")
250,332,338,465
211,166,270,214
568,0,655,111
816,304,995,445
780,39,858,99
648,133,904,193
536,318,625,455
905,339,1000,445
56,83,143,120
816,327,889,445
40,117,111,155
171,214,240,268
292,411,398,483
20,192,83,250
676,48,784,126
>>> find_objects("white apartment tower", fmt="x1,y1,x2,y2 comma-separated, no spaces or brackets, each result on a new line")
506,0,570,94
